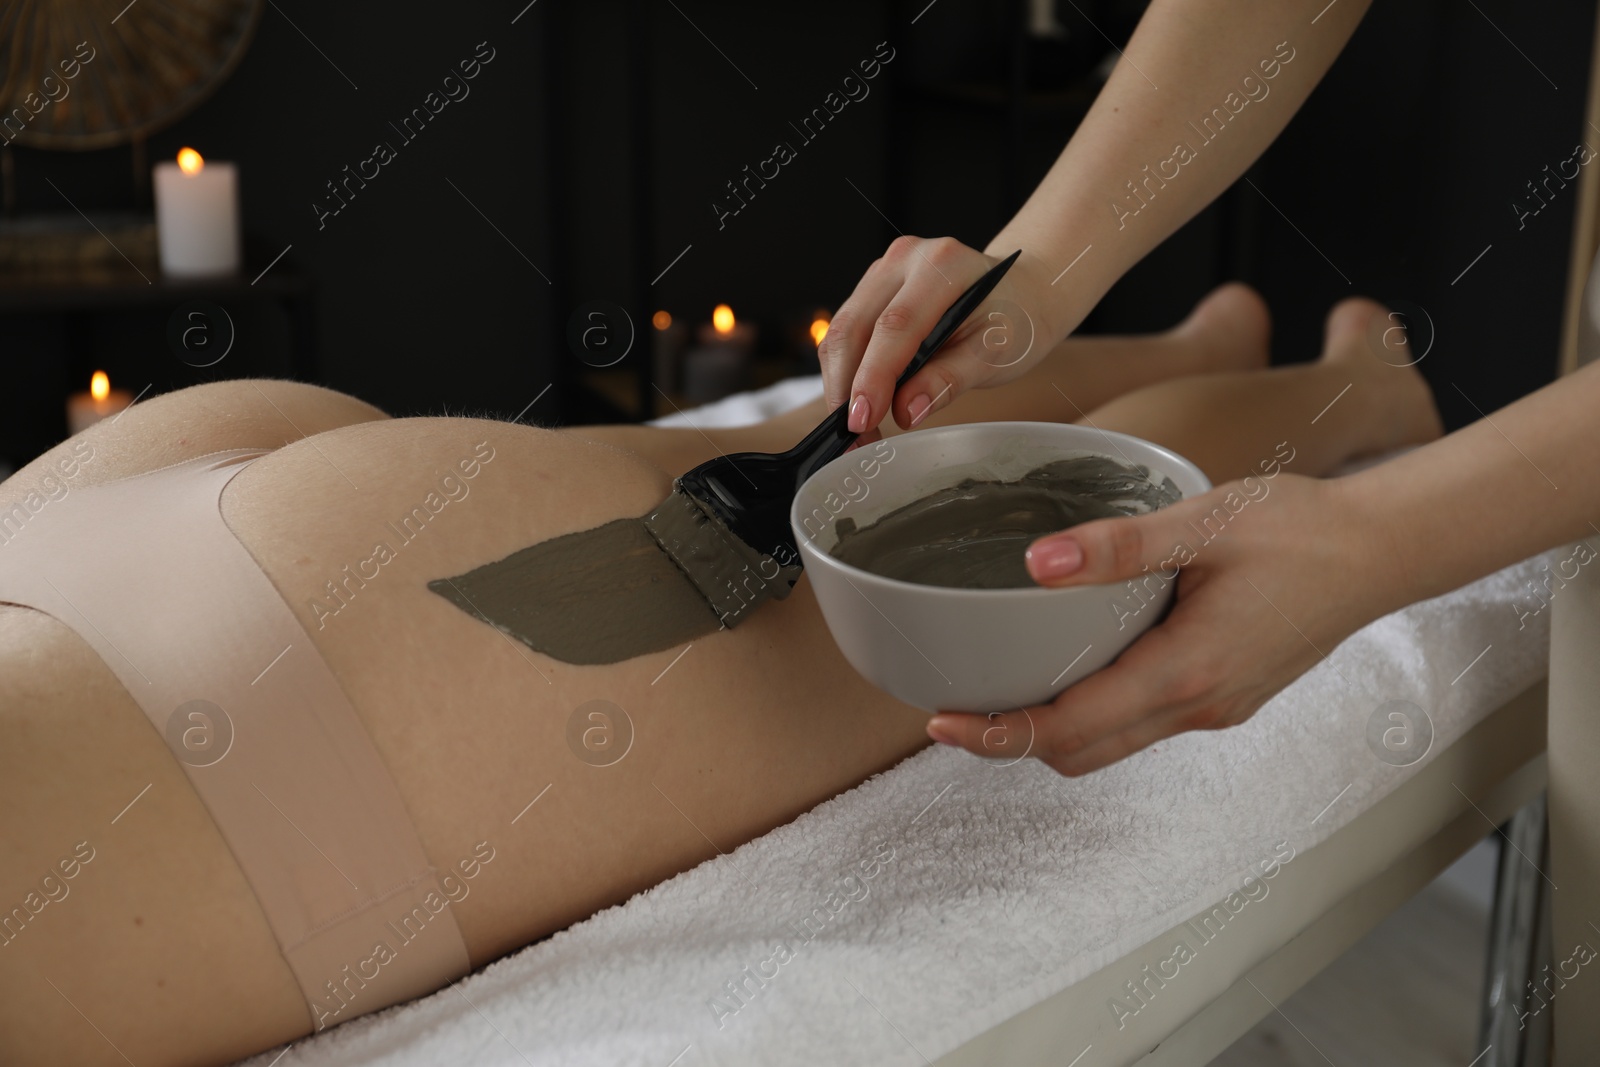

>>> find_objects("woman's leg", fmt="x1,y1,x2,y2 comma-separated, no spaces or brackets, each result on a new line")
576,287,1437,490
1080,298,1444,483
574,284,1271,474
908,281,1271,429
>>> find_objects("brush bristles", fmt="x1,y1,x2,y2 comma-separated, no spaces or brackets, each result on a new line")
642,484,800,627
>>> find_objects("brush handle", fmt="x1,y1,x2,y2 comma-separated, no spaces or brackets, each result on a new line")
895,248,1022,390
789,249,1022,482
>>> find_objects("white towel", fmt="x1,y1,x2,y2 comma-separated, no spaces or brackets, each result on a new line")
238,378,1554,1066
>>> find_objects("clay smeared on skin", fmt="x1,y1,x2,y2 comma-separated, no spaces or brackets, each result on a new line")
638,484,801,625
429,486,799,666
829,455,1180,590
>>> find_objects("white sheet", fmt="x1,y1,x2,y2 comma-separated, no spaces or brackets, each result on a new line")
647,374,826,429
239,376,1554,1066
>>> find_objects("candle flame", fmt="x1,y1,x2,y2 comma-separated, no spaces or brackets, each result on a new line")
177,147,204,176
90,371,110,401
809,311,831,346
652,310,672,330
712,304,735,335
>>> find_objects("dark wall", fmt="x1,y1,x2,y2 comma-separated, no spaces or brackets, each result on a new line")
4,0,553,450
545,0,897,419
1098,0,1596,431
3,0,1594,470
878,1,1595,433
586,2,895,324
3,0,908,466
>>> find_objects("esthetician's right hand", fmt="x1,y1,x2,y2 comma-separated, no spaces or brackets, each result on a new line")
925,474,1411,776
820,236,1060,435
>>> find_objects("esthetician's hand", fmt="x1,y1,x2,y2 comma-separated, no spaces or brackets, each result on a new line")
924,474,1408,776
820,236,1061,434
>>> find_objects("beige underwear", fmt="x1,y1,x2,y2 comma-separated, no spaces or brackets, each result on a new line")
0,449,470,1030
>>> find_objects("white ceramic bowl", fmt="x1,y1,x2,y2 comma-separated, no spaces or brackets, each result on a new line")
790,422,1210,713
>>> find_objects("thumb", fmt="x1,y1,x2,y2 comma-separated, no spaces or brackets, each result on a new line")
894,298,1041,427
891,351,983,430
1024,497,1205,588
891,327,1023,428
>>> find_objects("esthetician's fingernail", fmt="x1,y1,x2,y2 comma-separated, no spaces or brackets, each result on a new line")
848,394,871,433
1025,535,1083,583
907,393,933,426
926,717,961,746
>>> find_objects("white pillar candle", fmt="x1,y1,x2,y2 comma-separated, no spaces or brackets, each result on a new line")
66,371,132,436
154,147,240,277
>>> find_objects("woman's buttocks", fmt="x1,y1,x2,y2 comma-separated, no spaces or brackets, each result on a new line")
221,417,930,961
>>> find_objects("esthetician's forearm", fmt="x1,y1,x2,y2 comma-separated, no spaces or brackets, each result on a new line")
986,0,1371,339
1339,362,1600,613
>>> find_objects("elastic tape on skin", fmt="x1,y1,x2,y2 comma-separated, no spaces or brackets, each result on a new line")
0,449,471,1027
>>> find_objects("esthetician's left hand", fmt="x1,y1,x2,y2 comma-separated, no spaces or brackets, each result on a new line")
924,474,1409,776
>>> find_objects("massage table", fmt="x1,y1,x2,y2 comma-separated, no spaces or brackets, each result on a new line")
230,368,1568,1067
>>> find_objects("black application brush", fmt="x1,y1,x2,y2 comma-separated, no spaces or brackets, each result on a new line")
642,250,1022,625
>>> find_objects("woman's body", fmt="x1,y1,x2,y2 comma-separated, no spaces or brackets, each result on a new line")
0,287,1436,1065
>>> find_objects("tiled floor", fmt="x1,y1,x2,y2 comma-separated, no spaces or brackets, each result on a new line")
1210,841,1495,1066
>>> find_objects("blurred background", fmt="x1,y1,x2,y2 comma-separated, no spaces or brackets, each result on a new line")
1,0,1593,472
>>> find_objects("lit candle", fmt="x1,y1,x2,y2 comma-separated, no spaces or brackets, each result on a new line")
651,309,689,391
67,371,133,435
154,147,240,277
683,304,757,404
809,309,831,347
695,303,756,356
